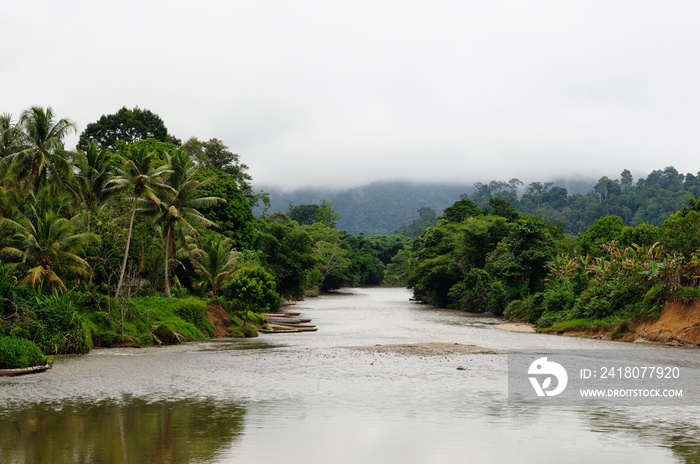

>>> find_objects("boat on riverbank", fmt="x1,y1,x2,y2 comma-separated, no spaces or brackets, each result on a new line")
0,363,52,377
267,317,303,324
258,327,301,334
261,310,317,333
269,323,318,332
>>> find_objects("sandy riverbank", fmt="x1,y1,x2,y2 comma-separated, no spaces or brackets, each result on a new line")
493,322,536,333
497,301,700,346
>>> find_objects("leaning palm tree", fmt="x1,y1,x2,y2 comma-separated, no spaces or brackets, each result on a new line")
148,150,224,297
110,145,171,297
0,189,98,292
4,107,77,194
74,141,117,230
191,234,241,296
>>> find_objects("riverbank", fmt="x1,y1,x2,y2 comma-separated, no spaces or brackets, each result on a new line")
494,322,536,333
532,300,700,346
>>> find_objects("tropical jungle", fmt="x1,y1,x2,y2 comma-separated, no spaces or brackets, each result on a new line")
2,105,700,369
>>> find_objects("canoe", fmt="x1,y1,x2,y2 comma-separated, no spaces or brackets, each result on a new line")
267,318,303,324
0,363,52,377
269,325,318,332
292,326,317,332
258,328,300,333
263,312,301,317
270,323,316,329
270,323,318,331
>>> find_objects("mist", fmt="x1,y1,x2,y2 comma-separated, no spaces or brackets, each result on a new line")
5,1,700,191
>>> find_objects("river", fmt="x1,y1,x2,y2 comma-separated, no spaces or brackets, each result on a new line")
1,287,699,463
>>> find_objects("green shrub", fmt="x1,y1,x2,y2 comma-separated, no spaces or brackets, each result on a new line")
536,285,577,327
152,324,181,344
448,269,507,315
0,263,32,317
90,330,121,347
228,328,245,338
503,293,544,323
669,286,700,304
30,294,90,355
504,299,531,322
0,336,46,369
540,318,595,333
240,325,258,338
221,265,281,313
173,301,215,338
129,297,211,341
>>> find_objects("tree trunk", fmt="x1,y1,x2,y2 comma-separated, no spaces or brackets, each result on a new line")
116,196,138,297
164,225,172,298
24,161,41,196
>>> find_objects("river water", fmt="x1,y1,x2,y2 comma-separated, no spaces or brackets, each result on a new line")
1,287,700,463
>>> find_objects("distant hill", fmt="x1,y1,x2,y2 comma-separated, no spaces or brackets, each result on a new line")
255,181,474,235
256,167,698,237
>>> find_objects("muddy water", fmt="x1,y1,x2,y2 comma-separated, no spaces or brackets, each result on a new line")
2,287,700,463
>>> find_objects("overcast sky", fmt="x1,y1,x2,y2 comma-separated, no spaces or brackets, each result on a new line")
4,1,700,191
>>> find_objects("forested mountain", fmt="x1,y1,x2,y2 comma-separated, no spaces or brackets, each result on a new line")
471,167,700,234
259,166,700,237
255,182,473,235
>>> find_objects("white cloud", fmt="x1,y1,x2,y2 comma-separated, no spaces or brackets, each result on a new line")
4,0,700,191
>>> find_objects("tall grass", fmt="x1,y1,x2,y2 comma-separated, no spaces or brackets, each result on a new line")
0,336,46,368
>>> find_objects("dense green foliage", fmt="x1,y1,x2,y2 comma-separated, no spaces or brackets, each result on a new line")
0,105,409,362
78,107,181,151
261,167,700,240
406,191,700,335
220,265,280,313
394,207,438,238
469,167,700,235
0,336,46,369
9,104,700,358
196,168,255,249
182,137,254,200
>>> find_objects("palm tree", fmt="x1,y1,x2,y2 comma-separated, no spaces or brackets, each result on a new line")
0,113,20,159
0,170,22,219
191,234,241,296
74,141,117,231
4,107,77,194
149,150,224,297
0,189,98,292
110,145,171,297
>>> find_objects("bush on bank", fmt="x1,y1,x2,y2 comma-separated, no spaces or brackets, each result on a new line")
0,336,47,369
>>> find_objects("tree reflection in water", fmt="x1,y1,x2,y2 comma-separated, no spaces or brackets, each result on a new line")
0,397,245,464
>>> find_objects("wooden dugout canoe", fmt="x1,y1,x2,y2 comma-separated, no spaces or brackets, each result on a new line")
0,363,52,377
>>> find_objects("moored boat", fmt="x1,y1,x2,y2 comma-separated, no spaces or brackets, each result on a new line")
258,327,302,334
0,363,52,377
269,324,318,332
267,317,303,324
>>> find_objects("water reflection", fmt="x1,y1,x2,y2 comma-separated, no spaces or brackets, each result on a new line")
0,397,245,464
2,288,700,463
584,408,700,464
